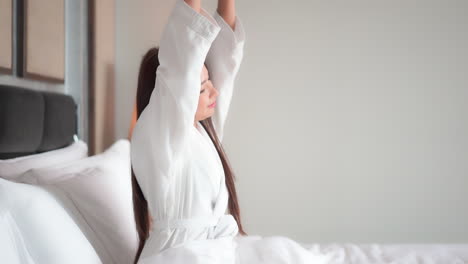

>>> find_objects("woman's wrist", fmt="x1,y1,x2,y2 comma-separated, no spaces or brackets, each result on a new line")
184,0,201,13
216,0,236,30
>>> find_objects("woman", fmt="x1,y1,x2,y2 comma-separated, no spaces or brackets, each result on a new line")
131,0,328,263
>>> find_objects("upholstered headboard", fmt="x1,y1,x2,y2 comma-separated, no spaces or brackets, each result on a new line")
0,85,77,159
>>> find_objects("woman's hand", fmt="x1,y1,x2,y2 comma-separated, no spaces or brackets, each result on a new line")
217,0,236,30
184,0,236,30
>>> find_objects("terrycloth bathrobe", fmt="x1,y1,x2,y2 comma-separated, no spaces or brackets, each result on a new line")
131,1,329,263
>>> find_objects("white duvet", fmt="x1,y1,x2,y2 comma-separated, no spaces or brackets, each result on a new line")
302,241,468,264
237,236,468,264
138,234,468,264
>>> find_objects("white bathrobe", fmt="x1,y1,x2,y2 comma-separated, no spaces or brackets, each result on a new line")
131,1,328,263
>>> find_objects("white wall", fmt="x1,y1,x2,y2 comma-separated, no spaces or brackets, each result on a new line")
115,0,174,140
116,0,468,243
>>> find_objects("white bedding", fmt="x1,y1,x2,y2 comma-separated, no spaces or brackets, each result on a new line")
302,241,468,263
2,159,468,264
236,236,468,264
232,235,468,264
147,235,468,264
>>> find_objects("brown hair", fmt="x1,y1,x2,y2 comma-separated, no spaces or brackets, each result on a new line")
131,47,246,263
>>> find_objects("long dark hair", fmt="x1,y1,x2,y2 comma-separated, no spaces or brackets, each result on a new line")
131,47,246,263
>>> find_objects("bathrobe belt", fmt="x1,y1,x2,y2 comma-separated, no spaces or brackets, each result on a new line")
152,214,239,239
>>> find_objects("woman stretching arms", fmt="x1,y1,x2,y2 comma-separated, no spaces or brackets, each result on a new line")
131,0,328,263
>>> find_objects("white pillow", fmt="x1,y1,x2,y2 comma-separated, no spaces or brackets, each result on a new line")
19,139,138,264
0,178,102,264
0,140,88,180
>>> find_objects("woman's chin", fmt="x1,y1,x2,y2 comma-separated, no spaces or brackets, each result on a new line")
204,113,214,120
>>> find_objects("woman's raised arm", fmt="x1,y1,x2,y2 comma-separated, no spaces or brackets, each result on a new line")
205,0,246,141
217,0,236,30
131,0,221,191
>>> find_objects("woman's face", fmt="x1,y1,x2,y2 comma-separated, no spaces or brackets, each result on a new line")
195,65,218,123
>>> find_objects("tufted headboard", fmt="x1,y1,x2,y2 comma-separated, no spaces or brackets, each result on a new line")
0,85,77,159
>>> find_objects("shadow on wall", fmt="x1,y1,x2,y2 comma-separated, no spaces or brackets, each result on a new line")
103,63,116,151
90,63,116,155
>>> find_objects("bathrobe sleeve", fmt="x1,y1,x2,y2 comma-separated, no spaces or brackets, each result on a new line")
205,11,246,142
131,0,221,185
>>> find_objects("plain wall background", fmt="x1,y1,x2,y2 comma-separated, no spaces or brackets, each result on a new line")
116,0,468,243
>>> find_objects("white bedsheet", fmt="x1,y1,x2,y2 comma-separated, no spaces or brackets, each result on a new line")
303,241,468,264
234,235,468,264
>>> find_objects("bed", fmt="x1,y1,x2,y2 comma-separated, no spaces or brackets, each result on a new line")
0,85,137,264
302,242,468,263
1,84,467,264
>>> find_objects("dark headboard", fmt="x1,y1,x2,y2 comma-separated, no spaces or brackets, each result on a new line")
0,85,77,159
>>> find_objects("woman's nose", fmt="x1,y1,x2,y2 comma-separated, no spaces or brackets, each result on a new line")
211,86,219,98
